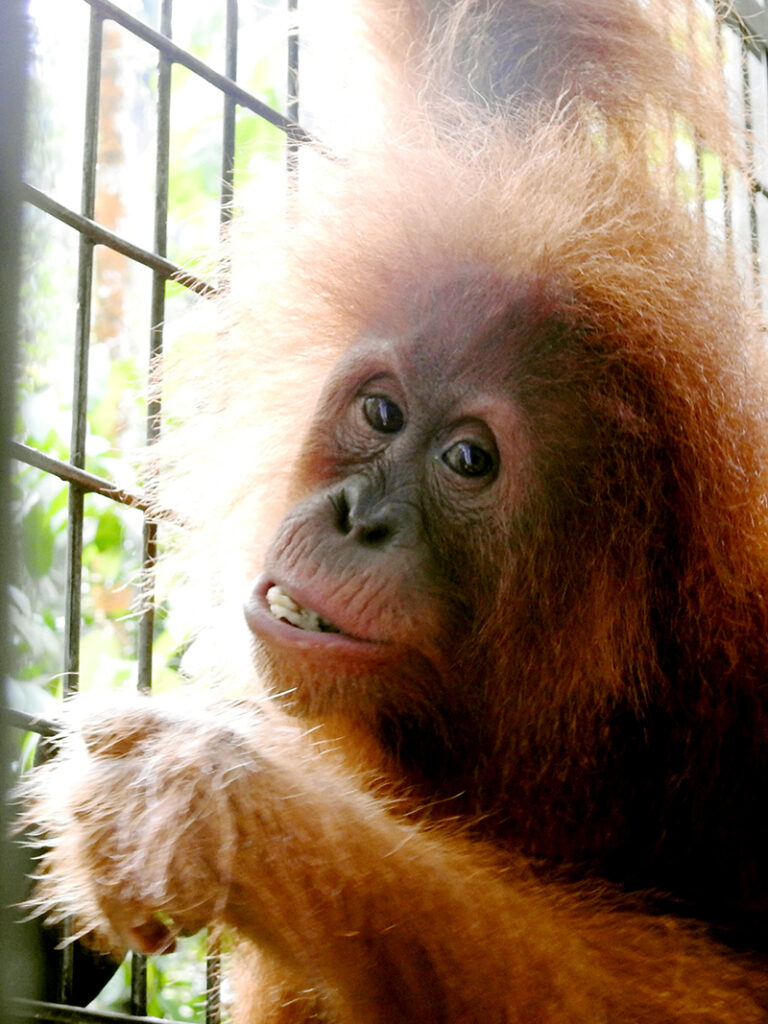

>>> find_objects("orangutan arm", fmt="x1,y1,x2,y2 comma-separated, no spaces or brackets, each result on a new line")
26,699,768,1024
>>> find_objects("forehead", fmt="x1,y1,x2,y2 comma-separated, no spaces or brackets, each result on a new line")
354,273,541,398
325,270,570,417
386,323,507,399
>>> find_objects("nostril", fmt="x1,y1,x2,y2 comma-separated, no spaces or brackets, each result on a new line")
331,490,352,534
331,477,398,547
359,522,391,547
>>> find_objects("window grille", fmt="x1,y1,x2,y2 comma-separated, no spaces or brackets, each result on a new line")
4,1,303,1021
3,2,768,1024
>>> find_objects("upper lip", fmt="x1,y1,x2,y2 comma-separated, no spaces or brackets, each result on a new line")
245,574,383,646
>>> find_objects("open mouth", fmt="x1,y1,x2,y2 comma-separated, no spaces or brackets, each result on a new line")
266,584,341,634
245,576,393,659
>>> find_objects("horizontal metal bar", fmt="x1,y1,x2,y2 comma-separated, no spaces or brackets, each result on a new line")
9,441,179,523
4,708,60,738
11,998,177,1024
82,0,315,146
22,184,217,300
10,440,148,510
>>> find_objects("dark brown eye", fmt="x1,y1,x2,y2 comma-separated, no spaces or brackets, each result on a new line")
441,440,496,478
362,395,404,434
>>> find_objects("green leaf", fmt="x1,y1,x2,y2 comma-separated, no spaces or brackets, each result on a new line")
21,500,55,578
92,508,126,553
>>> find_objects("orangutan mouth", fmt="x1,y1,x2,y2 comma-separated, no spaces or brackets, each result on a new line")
266,585,341,634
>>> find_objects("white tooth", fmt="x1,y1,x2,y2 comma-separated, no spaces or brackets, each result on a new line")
272,606,311,628
267,585,299,612
266,585,332,633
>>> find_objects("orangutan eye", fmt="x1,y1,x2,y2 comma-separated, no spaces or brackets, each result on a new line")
441,440,496,478
362,395,404,434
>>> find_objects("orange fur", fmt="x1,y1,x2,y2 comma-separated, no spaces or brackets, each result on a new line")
23,1,768,1020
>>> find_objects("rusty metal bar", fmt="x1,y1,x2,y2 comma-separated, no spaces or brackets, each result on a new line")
21,183,217,299
8,441,169,518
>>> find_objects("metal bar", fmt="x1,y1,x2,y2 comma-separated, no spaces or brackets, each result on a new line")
64,4,102,697
136,0,173,707
694,135,705,221
21,184,217,299
205,943,222,1024
8,441,175,517
740,34,762,299
212,10,236,1018
129,953,148,1018
287,0,299,180
130,0,176,1009
0,0,39,1015
10,998,176,1024
714,16,734,250
57,7,105,1004
220,0,238,227
5,708,59,739
82,0,314,146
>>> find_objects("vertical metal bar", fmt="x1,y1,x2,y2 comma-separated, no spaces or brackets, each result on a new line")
205,943,222,1024
683,2,704,221
722,167,733,249
694,132,705,221
714,15,734,250
132,0,174,1012
137,0,173,702
206,11,232,992
130,954,148,1016
59,4,104,1006
208,6,239,1017
64,6,103,699
287,0,299,181
0,0,39,1010
740,36,761,295
221,0,238,229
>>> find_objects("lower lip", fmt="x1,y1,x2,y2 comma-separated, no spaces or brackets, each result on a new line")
244,576,387,656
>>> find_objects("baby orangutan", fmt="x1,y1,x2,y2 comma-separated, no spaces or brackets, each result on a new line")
24,0,768,1021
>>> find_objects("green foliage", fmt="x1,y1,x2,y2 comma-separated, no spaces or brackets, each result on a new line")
96,936,221,1022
